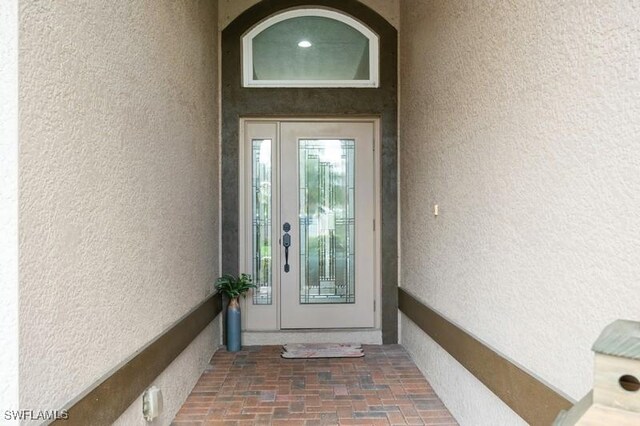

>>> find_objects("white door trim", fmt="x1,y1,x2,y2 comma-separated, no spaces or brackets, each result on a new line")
238,118,382,337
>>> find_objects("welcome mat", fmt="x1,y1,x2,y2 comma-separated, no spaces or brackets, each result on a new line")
281,343,364,359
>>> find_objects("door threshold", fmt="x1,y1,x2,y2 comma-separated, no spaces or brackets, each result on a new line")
242,329,382,345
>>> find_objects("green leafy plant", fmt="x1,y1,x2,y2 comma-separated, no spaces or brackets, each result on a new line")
215,273,256,299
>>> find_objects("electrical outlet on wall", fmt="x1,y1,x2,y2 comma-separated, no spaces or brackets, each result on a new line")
143,386,163,422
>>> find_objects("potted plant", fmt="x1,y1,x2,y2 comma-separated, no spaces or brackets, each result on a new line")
215,273,256,352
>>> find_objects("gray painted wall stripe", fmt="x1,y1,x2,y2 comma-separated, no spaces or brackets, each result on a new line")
221,0,398,343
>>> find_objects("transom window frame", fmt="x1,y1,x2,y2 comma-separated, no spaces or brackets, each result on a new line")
242,8,380,88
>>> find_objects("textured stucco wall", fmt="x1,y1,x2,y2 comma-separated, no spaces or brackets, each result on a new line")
0,0,20,418
400,0,640,424
401,314,526,426
114,317,221,426
218,0,399,30
18,0,220,421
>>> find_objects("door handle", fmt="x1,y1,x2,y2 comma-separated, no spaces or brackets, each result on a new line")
282,222,291,272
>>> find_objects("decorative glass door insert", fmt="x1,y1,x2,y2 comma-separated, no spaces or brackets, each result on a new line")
299,139,356,304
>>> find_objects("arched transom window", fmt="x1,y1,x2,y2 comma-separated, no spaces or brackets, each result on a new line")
242,9,379,88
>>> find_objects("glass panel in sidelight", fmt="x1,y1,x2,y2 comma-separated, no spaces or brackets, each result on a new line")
252,139,272,305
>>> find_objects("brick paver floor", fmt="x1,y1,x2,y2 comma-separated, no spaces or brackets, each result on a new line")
173,345,457,425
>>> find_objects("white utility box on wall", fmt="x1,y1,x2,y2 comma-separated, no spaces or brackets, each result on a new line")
142,386,163,422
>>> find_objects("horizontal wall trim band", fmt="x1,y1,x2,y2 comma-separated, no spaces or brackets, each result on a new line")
398,287,572,426
52,292,223,426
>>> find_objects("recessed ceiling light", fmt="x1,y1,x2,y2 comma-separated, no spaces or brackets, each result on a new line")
297,40,312,48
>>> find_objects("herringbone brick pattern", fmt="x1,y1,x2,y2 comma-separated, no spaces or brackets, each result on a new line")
173,345,457,425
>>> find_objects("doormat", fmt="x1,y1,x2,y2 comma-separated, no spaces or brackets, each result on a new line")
281,343,364,359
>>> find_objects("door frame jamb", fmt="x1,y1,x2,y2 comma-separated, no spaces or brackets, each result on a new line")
238,117,382,333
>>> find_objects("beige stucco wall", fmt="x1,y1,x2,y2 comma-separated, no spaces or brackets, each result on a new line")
18,0,220,422
114,317,221,426
399,1,640,424
218,0,399,30
0,0,19,419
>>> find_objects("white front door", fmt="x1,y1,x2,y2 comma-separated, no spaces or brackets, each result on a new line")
242,120,377,330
